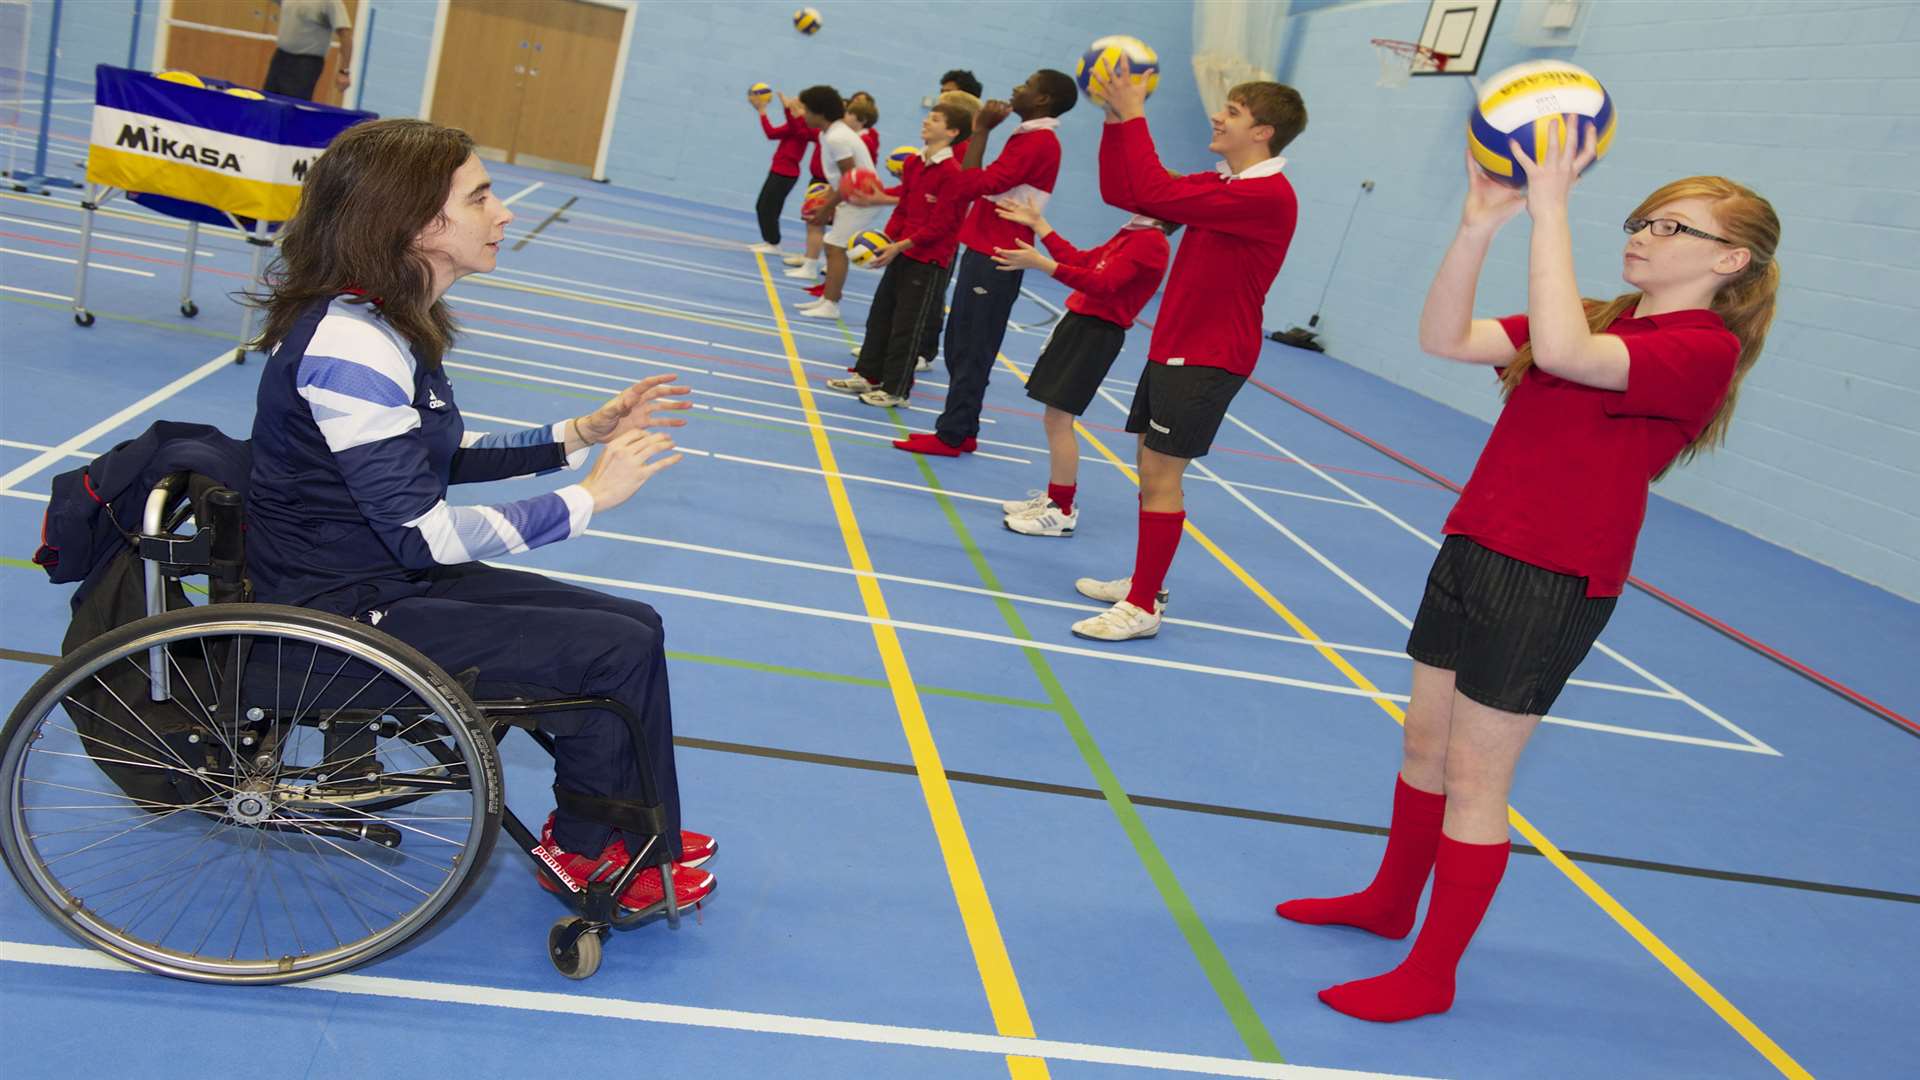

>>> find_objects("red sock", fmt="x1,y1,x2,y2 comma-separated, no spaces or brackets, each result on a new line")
1317,834,1510,1022
1047,482,1076,516
1124,510,1185,610
1276,775,1444,938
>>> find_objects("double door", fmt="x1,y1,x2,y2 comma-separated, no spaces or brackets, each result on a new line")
429,0,624,177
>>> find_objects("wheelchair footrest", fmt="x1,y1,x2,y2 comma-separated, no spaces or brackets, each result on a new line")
553,785,668,838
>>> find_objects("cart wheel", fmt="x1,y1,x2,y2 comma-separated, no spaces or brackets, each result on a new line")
73,311,94,327
233,349,249,365
548,917,603,980
180,301,199,318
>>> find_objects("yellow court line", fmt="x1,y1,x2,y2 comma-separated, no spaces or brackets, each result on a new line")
759,259,1047,1080
994,355,1809,1080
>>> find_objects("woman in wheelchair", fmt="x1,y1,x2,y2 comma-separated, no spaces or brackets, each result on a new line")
246,117,715,912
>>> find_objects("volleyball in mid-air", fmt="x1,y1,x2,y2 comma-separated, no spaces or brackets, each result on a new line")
748,82,774,106
1468,61,1616,187
793,8,821,35
849,230,890,267
153,70,206,89
1076,35,1159,105
885,145,917,177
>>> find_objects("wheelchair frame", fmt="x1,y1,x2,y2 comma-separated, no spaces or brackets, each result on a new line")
1,472,695,982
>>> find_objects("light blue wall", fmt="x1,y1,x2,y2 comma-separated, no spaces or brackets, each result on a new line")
20,0,157,89
1259,0,1919,601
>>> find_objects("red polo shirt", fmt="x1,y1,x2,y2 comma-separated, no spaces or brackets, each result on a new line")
759,112,812,178
1098,117,1296,377
952,120,1062,256
1443,308,1742,596
1039,224,1169,330
882,150,967,268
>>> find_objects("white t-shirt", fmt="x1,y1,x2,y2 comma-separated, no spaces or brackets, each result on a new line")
818,120,874,187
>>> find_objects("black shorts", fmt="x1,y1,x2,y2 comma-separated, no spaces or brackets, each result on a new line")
1123,361,1247,459
1025,312,1128,416
1406,536,1617,716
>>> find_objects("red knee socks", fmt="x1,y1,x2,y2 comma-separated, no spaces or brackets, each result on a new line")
1047,482,1076,517
1125,509,1185,610
1317,834,1511,1022
1277,776,1445,938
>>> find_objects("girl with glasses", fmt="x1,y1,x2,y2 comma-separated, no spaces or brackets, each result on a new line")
1275,119,1781,1022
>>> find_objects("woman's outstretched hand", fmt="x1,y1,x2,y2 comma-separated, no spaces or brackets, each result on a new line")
581,430,682,513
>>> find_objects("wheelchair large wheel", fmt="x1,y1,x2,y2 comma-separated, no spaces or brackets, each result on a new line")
0,604,502,984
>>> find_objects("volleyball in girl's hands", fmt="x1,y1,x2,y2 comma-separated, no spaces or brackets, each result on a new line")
1468,61,1615,187
1076,35,1159,105
848,230,890,267
886,145,917,177
748,82,774,106
793,7,822,35
801,181,832,217
839,167,881,201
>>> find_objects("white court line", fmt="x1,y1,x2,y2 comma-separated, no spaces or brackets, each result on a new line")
0,488,49,502
1,283,68,301
0,213,224,258
1,245,152,277
500,180,544,207
0,349,236,492
1211,408,1782,756
0,942,1428,1080
695,403,1032,465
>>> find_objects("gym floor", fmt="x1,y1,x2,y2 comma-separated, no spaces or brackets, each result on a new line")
2,83,1916,1080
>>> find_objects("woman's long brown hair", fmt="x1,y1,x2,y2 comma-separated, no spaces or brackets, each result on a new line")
249,119,476,369
1501,176,1782,473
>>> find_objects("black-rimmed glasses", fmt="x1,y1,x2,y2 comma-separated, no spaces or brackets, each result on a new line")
1623,217,1732,244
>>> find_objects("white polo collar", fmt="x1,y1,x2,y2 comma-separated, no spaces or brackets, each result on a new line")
923,146,954,164
1013,116,1061,134
1216,154,1287,181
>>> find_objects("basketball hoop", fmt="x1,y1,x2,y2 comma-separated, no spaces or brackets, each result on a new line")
1370,39,1447,87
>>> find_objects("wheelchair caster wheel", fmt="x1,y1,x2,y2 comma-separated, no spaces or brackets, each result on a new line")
548,917,602,980
74,311,94,327
181,301,199,318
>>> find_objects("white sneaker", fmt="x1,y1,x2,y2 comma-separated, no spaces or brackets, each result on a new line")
826,374,875,394
748,241,781,253
849,345,862,359
1071,600,1161,641
782,253,807,267
1005,503,1077,537
859,389,909,408
1001,489,1050,515
915,356,934,372
783,263,820,279
797,299,840,319
1074,576,1170,609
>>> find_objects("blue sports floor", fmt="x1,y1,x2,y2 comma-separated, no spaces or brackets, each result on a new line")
2,86,1917,1079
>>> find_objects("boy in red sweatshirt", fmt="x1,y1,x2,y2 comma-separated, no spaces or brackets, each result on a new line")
1070,59,1306,642
751,86,814,254
824,103,973,406
988,195,1174,538
892,68,1077,457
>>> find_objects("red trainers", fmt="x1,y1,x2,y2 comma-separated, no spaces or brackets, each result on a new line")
892,432,975,457
678,829,718,869
535,815,716,910
803,283,827,298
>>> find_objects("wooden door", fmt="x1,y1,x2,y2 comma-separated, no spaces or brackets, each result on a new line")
429,0,624,176
428,0,536,162
510,0,622,173
163,1,362,106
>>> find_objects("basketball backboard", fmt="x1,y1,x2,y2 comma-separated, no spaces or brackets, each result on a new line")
1413,0,1500,76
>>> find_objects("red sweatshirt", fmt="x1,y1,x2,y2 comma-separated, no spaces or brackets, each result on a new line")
881,149,967,268
1098,117,1297,377
805,127,825,182
861,127,880,160
1039,224,1170,329
759,112,813,178
952,118,1062,256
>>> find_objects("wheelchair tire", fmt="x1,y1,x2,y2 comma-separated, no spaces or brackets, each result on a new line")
0,604,503,984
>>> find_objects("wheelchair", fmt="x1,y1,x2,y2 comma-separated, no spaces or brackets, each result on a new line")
1,472,692,983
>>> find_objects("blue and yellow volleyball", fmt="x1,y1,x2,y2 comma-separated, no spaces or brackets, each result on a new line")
1468,61,1616,187
886,144,917,177
849,230,890,267
792,7,822,35
748,82,774,105
801,181,832,218
1076,35,1159,105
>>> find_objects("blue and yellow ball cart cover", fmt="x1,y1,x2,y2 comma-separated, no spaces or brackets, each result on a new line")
87,65,376,223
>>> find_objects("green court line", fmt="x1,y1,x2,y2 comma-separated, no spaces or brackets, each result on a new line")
1,293,243,343
0,559,1051,711
885,411,1285,1064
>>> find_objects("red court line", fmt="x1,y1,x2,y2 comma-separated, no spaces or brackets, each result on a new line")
1248,374,1919,738
0,230,251,278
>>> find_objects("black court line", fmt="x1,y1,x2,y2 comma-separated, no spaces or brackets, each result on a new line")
1,647,1908,905
512,195,577,252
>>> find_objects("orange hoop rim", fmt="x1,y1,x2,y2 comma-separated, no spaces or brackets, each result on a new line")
1370,38,1450,72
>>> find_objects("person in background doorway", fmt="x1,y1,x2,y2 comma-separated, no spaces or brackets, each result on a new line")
264,0,353,101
